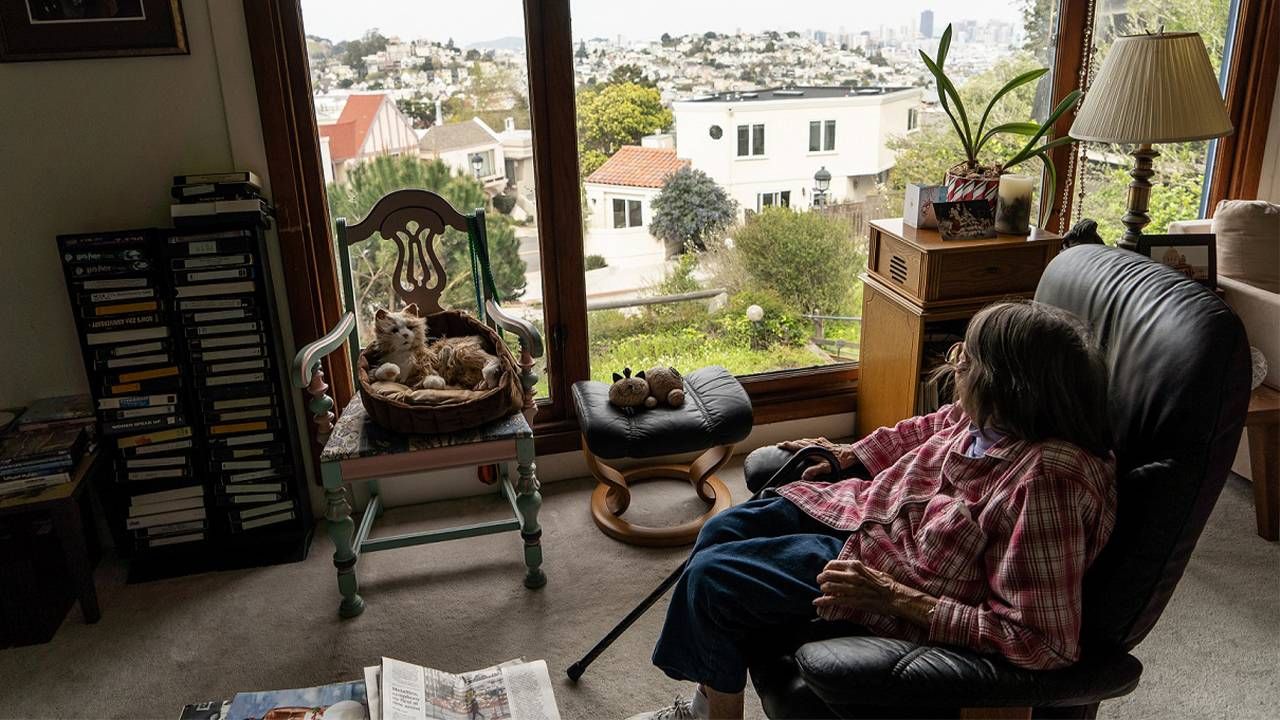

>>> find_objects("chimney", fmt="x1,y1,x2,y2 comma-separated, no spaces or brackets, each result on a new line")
505,117,515,132
435,97,444,126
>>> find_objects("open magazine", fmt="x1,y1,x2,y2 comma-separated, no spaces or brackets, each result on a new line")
366,657,561,720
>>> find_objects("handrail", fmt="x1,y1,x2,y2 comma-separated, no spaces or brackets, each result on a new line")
292,311,357,388
586,288,727,312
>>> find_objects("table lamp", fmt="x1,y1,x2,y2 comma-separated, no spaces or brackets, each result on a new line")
1070,31,1233,251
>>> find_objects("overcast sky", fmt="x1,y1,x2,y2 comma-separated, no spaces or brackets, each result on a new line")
299,0,1027,45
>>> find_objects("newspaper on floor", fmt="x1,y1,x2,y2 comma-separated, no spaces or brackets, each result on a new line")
367,656,561,720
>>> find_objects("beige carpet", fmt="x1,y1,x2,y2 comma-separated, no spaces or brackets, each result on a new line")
0,463,1276,720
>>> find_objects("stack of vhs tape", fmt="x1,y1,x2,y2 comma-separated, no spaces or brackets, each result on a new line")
170,171,272,229
166,225,301,539
56,230,208,551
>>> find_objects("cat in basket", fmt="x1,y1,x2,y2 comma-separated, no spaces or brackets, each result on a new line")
368,304,502,400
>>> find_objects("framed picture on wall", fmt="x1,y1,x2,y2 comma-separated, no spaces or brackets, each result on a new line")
0,0,187,62
1137,233,1217,288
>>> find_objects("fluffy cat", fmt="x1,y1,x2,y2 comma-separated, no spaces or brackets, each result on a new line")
369,305,503,391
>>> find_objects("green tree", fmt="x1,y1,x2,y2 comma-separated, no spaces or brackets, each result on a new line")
326,156,526,331
732,207,864,314
396,96,436,128
338,30,388,79
576,82,673,157
650,167,738,256
576,41,588,59
608,63,655,88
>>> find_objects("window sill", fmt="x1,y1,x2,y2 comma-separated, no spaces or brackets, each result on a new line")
806,150,838,157
735,155,770,161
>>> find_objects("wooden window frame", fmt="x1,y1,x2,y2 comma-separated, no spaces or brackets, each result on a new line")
246,0,1275,461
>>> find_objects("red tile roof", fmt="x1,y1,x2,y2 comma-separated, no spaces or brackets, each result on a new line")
586,146,689,188
317,94,387,161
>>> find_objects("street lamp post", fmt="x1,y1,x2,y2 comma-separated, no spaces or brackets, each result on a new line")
813,166,831,208
471,153,484,179
746,304,765,351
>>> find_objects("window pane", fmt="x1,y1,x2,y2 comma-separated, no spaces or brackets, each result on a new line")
301,0,549,399
574,3,1061,381
613,198,626,228
628,199,643,227
1074,0,1235,242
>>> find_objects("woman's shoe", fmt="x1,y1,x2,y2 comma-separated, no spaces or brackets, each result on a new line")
625,688,708,720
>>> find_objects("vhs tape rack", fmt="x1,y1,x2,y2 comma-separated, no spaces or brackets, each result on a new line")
58,224,311,580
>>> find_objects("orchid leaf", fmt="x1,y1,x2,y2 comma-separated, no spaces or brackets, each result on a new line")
975,68,1049,143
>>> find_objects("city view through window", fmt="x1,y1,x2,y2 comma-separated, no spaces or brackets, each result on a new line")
300,0,1231,399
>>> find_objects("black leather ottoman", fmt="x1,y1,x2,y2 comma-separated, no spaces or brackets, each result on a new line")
572,366,753,546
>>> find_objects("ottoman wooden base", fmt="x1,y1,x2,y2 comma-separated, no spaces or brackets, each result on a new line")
583,442,734,547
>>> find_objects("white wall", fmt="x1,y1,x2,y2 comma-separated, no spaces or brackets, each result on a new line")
0,0,259,410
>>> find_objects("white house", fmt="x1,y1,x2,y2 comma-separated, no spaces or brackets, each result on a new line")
315,93,420,184
497,118,536,219
583,146,689,268
671,86,922,213
419,117,507,195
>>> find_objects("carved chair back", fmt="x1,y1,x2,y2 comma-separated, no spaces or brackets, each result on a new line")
334,189,497,383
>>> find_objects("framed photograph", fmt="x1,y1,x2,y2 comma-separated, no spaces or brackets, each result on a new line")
0,0,187,62
1137,233,1217,287
935,199,996,240
903,183,946,229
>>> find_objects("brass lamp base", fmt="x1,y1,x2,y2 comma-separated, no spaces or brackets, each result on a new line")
1118,143,1159,252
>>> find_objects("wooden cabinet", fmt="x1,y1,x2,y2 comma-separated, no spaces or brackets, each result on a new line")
856,219,1062,436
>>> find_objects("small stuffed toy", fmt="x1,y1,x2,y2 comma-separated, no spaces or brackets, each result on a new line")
645,366,685,408
608,368,650,408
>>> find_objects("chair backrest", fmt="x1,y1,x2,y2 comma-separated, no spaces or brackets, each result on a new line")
1034,245,1250,653
334,189,495,381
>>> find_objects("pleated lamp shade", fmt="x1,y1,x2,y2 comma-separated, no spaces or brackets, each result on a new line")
1071,32,1233,144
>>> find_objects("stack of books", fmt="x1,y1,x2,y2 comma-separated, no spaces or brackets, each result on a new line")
58,230,206,550
15,394,95,435
0,424,90,497
166,225,297,536
170,172,271,228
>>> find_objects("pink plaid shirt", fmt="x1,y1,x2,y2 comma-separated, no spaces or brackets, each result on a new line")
778,404,1116,670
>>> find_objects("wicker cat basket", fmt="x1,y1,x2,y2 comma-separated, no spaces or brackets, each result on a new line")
358,310,524,435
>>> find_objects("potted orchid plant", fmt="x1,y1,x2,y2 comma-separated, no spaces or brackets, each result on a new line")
920,24,1081,223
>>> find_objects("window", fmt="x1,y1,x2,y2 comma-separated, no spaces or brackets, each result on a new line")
738,123,765,156
810,120,836,151
757,191,792,211
907,108,919,131
612,198,642,228
259,0,1266,439
469,150,497,179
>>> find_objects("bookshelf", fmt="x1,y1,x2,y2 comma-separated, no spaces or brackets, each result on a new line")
856,218,1062,437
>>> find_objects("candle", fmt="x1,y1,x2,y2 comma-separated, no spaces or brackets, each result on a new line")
995,174,1035,235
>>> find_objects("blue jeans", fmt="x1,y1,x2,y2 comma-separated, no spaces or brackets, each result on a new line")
652,495,851,694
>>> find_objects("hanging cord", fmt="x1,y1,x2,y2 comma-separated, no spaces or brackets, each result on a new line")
1058,0,1099,235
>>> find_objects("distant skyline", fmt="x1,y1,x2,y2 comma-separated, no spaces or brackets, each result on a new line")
299,0,1026,45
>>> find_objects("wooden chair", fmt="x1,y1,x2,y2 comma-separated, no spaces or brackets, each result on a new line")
292,189,546,618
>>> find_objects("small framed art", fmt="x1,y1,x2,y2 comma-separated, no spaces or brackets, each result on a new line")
1137,233,1216,288
0,0,187,62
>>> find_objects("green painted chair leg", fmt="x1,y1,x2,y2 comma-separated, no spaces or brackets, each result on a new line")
323,463,365,618
515,437,546,589
367,478,385,518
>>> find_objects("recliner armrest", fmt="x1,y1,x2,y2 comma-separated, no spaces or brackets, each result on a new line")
793,636,1142,711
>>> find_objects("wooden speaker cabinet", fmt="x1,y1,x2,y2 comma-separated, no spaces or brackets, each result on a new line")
856,218,1061,437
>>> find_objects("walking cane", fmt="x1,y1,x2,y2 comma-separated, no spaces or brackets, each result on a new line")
566,445,842,682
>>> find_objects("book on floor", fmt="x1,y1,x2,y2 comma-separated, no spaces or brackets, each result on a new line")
223,679,368,720
370,657,561,720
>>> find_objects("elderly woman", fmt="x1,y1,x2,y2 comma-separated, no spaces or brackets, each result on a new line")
630,301,1118,720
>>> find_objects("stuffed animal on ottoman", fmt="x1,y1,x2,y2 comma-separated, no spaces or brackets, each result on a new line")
645,366,685,407
608,368,650,408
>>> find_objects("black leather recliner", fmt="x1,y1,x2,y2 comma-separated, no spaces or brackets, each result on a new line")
741,245,1252,718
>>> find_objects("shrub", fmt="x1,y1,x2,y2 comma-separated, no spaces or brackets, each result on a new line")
492,193,517,215
585,254,608,271
713,288,809,348
732,207,864,313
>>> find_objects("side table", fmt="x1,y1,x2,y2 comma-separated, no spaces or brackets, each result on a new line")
0,449,102,624
1246,385,1279,541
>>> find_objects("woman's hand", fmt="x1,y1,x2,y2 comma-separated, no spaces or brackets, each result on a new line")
776,437,857,481
814,559,938,627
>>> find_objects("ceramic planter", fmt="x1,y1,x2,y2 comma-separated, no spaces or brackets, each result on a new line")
945,165,1001,212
